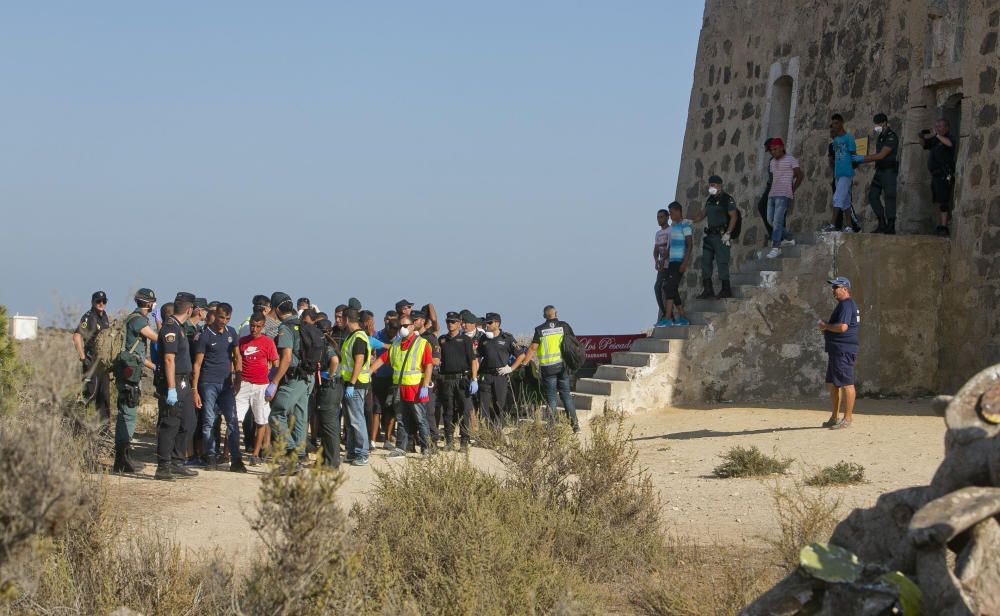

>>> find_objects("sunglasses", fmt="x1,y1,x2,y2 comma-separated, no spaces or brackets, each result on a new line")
484,320,496,325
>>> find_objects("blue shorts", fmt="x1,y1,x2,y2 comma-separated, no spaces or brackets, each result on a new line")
833,176,853,210
826,351,856,387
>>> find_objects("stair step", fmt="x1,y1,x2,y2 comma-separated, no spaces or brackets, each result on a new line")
686,298,732,313
576,377,630,397
651,325,705,340
683,312,716,325
611,351,657,367
739,258,784,273
595,364,640,381
559,392,607,412
630,337,671,353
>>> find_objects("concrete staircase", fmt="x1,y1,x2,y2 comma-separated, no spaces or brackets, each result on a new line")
564,234,818,418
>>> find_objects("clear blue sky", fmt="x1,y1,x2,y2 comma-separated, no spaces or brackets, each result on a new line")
1,1,702,335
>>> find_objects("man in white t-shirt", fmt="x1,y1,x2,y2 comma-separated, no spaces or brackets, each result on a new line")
654,204,694,326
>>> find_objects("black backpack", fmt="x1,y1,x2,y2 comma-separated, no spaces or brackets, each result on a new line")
291,318,326,377
560,331,586,374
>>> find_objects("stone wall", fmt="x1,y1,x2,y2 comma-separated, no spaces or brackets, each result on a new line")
675,0,1000,394
674,234,950,402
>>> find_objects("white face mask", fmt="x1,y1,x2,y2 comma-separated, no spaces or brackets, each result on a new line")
708,187,719,195
485,331,495,339
874,126,883,134
399,326,410,338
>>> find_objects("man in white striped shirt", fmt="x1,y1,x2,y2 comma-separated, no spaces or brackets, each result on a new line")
765,138,804,258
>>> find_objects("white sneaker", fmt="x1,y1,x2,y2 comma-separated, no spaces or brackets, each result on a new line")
820,224,837,232
756,248,768,259
766,247,781,258
780,239,796,247
842,227,855,234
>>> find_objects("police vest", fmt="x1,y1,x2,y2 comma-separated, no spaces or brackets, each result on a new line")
390,336,428,386
339,330,372,384
537,325,565,368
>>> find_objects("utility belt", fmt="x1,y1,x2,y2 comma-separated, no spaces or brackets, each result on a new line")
875,162,899,172
705,226,727,236
438,371,470,381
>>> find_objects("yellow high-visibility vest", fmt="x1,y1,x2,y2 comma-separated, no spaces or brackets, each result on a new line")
537,324,564,368
390,335,429,386
339,329,372,384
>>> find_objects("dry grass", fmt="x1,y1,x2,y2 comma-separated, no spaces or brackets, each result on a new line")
762,481,842,568
712,445,793,478
804,461,866,486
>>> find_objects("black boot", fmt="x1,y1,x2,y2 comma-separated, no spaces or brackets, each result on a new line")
125,446,145,472
154,464,174,481
872,215,887,233
696,279,715,300
112,446,131,474
886,217,896,234
716,280,733,299
171,462,199,478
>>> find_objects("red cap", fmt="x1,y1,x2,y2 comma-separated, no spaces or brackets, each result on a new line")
769,137,784,147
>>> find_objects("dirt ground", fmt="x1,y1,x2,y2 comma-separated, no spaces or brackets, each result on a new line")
106,398,944,563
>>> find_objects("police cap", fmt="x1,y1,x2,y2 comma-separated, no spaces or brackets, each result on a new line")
175,291,196,304
92,290,108,304
395,298,413,311
270,292,293,311
708,175,723,185
348,297,362,310
314,318,333,333
446,311,461,321
461,310,478,324
484,312,501,323
194,297,209,310
134,288,156,303
410,309,426,320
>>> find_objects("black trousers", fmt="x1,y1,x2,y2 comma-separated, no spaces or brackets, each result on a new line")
478,373,509,427
316,381,343,467
438,377,472,444
156,378,195,465
83,362,111,420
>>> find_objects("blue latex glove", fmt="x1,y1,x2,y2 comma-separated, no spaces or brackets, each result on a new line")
265,383,277,398
166,387,178,406
345,385,356,398
468,379,479,395
419,386,429,400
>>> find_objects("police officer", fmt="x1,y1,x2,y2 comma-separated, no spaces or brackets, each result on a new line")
314,319,343,467
476,312,526,427
72,290,112,421
522,305,579,432
112,288,160,474
437,311,478,451
859,113,900,234
153,292,199,481
266,291,311,462
690,175,738,299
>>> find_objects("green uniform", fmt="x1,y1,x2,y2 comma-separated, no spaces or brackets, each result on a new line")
701,191,737,282
270,316,311,453
115,311,150,448
315,342,342,467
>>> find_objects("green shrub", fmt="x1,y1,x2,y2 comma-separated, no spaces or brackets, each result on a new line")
712,445,793,478
805,461,866,486
763,481,842,568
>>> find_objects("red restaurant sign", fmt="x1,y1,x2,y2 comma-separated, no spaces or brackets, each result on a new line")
577,334,646,364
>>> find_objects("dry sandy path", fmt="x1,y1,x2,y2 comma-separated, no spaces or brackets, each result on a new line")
107,398,944,562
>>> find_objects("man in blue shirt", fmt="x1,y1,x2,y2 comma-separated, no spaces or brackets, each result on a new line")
818,277,860,429
822,114,857,233
193,302,243,470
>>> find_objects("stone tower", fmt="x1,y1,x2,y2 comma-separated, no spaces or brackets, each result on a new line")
675,0,1000,391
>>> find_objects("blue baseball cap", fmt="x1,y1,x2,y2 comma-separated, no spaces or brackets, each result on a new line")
827,277,852,289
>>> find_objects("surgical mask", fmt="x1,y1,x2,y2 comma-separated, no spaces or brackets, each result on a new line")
399,326,410,338
874,126,883,134
485,331,495,339
708,187,719,195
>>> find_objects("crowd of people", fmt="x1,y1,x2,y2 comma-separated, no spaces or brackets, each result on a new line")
652,111,957,325
73,290,581,480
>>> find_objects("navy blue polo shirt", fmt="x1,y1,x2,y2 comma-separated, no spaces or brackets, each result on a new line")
194,325,239,383
824,298,860,353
